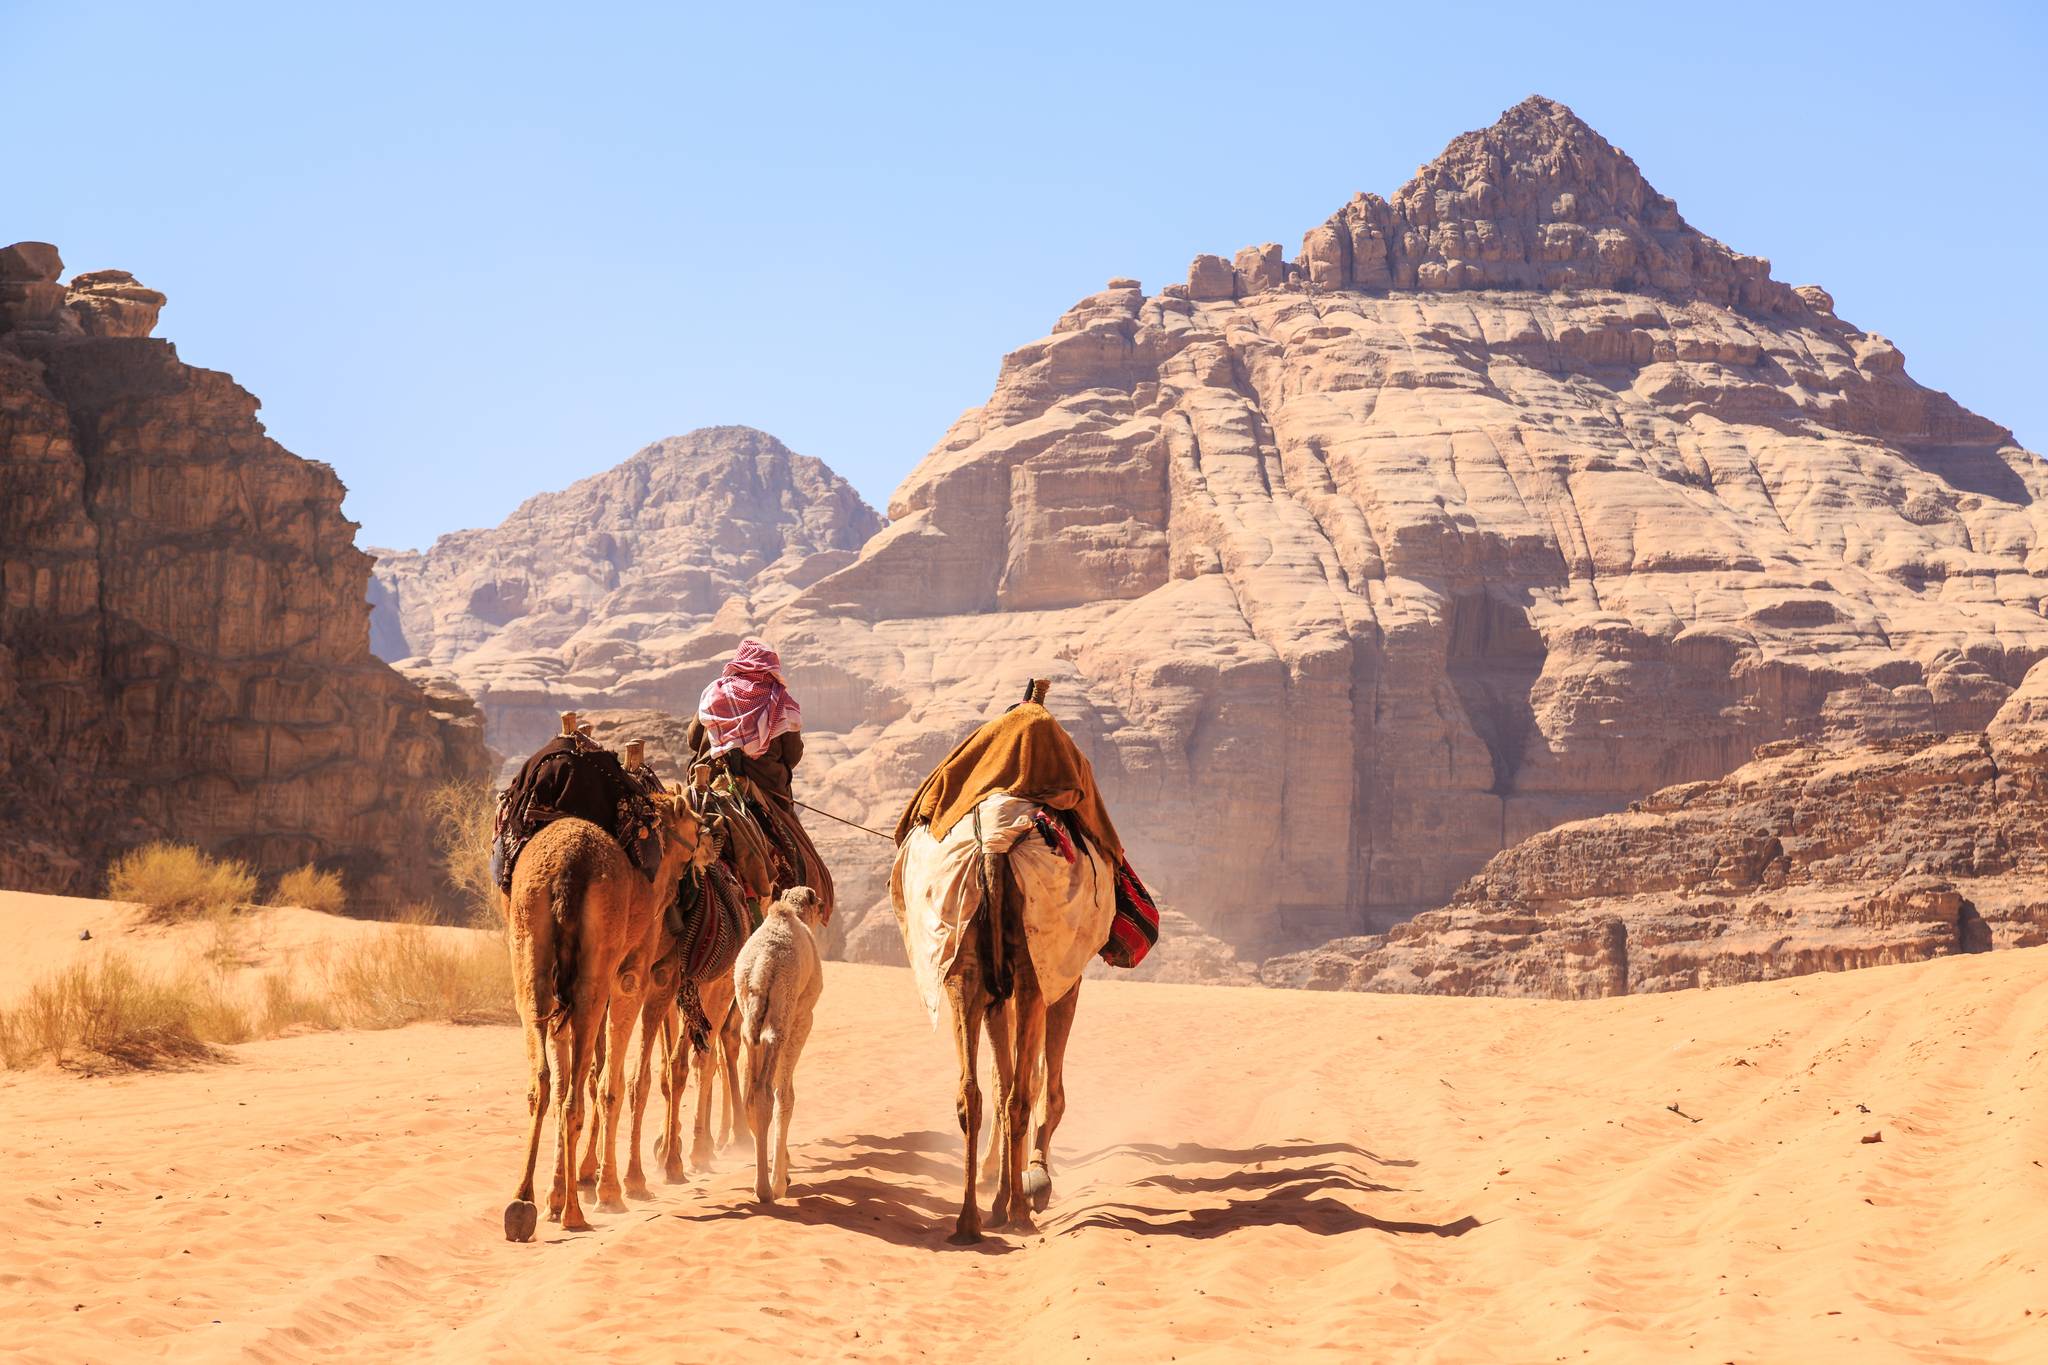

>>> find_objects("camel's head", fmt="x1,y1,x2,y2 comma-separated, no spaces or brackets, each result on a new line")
648,786,709,872
777,884,826,930
664,782,724,872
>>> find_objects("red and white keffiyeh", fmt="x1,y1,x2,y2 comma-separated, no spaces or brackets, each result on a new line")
696,638,802,760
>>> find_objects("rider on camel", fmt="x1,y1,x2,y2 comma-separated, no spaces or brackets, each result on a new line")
687,639,833,921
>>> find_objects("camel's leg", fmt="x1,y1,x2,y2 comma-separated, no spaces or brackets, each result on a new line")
750,1031,776,1204
624,978,670,1200
577,1025,606,1189
552,982,605,1232
717,1005,743,1150
997,980,1046,1232
506,1012,550,1242
655,1007,689,1183
594,980,640,1213
945,940,987,1244
984,990,1021,1225
690,1027,718,1170
773,1004,815,1201
1026,981,1079,1213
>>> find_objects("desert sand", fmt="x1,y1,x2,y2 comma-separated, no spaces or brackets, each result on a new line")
3,895,2044,1363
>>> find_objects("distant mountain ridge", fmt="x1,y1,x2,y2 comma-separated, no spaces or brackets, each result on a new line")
370,98,2048,986
368,425,882,762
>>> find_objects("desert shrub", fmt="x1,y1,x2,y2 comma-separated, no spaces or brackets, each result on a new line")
272,864,346,916
106,842,257,921
0,957,221,1070
326,920,513,1028
256,971,339,1035
0,925,511,1072
426,781,501,928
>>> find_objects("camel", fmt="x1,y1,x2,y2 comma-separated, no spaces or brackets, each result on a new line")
896,797,1113,1243
559,750,830,1207
576,770,779,1195
501,786,706,1242
733,886,826,1203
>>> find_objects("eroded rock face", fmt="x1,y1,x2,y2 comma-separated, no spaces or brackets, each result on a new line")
765,96,2048,960
369,426,882,767
1261,661,2048,996
0,243,491,912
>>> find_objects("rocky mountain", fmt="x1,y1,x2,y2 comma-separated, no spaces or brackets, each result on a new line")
1264,658,2048,996
757,96,2048,961
0,241,491,913
368,426,882,764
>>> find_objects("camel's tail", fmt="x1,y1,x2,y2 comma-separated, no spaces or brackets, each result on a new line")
741,994,777,1126
544,862,585,1033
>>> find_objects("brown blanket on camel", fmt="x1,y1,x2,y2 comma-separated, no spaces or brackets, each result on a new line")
893,699,1123,862
492,737,662,893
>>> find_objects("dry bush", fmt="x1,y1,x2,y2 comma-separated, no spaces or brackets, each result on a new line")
272,864,346,916
256,971,338,1035
325,920,514,1028
0,957,221,1070
107,842,257,921
426,781,502,928
1,924,513,1072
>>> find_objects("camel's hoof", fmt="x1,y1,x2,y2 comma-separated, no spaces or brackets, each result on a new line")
576,1175,597,1192
662,1164,688,1185
756,1186,776,1206
947,1225,982,1246
562,1215,592,1233
503,1200,538,1243
1024,1165,1052,1212
624,1181,652,1202
598,1194,628,1214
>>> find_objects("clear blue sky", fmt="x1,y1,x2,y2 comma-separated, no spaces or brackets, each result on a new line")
5,1,2044,551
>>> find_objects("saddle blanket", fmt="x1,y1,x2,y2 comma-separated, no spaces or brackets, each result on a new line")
890,792,1113,1026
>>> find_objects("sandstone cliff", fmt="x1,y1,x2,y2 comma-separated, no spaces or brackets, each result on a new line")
761,96,2048,960
368,426,882,765
1262,659,2048,996
0,242,491,912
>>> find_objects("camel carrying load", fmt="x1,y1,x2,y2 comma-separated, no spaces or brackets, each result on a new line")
890,679,1160,1241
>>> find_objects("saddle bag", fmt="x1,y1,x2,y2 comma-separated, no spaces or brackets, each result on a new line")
1099,856,1160,969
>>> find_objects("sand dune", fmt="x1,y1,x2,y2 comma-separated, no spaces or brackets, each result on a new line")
3,909,2045,1361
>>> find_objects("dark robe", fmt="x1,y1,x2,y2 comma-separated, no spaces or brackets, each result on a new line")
684,718,833,921
491,736,662,892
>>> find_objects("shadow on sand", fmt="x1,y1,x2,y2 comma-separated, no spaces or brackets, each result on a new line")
676,1129,1477,1248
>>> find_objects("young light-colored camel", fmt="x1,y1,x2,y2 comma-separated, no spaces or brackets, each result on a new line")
501,792,703,1242
733,886,826,1203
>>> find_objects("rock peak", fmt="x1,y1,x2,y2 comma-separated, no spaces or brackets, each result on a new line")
0,240,165,339
1400,94,1659,227
1247,102,1802,313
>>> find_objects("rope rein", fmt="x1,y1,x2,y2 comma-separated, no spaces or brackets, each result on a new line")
790,796,895,842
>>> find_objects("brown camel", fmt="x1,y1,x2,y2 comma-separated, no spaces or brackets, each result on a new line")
923,850,1102,1243
895,784,1111,1240
501,789,704,1242
584,777,779,1193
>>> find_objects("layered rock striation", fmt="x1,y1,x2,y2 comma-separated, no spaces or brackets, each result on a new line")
369,426,882,765
0,242,491,912
1263,660,2048,996
764,96,2048,958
